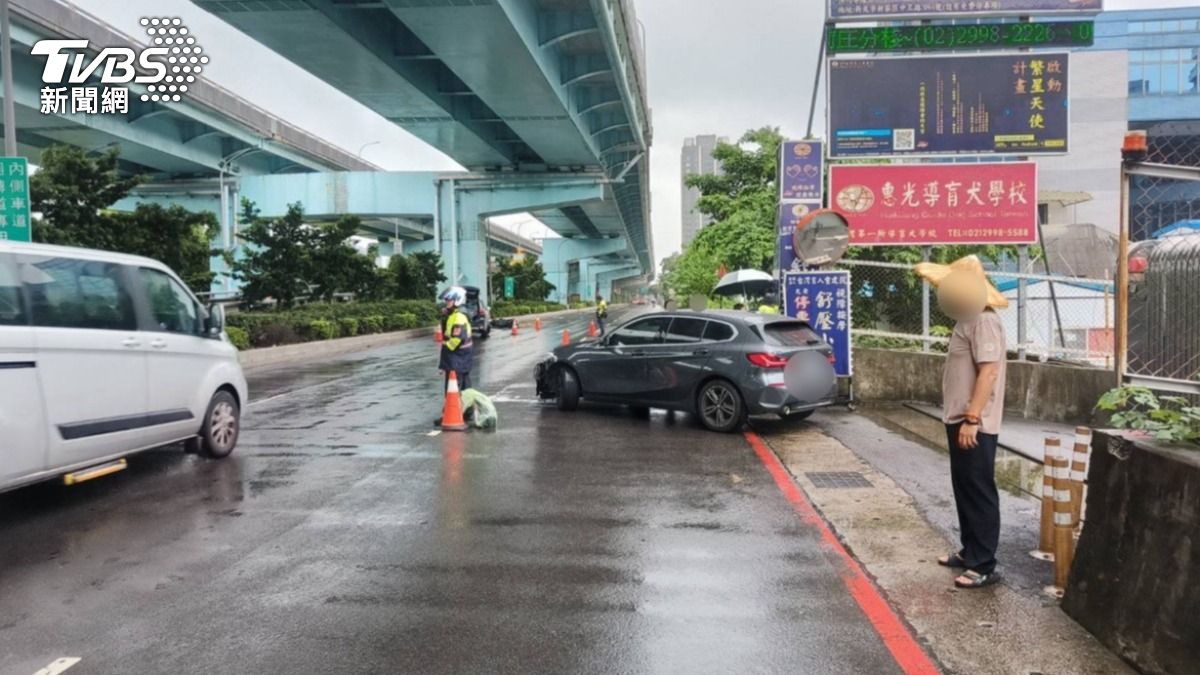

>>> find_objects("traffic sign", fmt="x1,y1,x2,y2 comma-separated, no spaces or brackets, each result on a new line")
504,276,515,299
0,157,31,242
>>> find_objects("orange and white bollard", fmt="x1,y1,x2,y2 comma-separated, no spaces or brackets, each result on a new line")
588,320,598,338
561,329,570,346
534,317,542,332
434,324,444,344
1050,448,1076,593
511,320,519,337
1032,437,1060,562
1070,427,1092,527
438,371,469,432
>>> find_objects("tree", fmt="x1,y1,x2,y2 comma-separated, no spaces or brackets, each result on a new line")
310,215,384,302
389,250,446,300
491,256,555,302
230,200,316,309
30,144,217,292
662,127,782,300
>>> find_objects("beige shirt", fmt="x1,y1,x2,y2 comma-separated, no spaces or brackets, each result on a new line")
942,309,1007,435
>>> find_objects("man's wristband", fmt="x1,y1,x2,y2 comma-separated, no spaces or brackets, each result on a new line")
963,414,982,426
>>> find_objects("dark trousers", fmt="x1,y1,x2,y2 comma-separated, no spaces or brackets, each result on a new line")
946,423,1000,574
444,370,471,392
597,316,606,336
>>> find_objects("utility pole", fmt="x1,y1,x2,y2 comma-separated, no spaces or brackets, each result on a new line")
1,0,17,156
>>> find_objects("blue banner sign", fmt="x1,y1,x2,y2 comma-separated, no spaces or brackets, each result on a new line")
778,201,821,274
829,53,1070,158
784,271,852,377
829,0,1102,22
780,140,824,201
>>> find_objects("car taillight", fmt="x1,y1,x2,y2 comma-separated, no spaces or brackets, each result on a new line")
827,352,836,365
747,353,789,369
1129,257,1148,274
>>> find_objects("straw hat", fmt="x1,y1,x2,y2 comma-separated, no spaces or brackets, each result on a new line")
914,255,1010,310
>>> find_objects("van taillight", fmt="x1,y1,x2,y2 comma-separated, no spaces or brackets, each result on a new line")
1129,257,1148,274
747,353,788,369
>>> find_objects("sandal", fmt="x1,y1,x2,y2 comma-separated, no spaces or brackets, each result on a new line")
954,570,1001,589
937,552,967,568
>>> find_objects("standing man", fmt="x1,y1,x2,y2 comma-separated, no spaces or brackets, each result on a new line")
595,295,609,336
916,256,1009,590
439,286,474,392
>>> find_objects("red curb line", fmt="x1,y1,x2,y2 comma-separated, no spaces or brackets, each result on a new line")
744,430,941,675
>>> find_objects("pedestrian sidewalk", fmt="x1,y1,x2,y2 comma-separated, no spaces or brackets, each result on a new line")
757,413,1132,675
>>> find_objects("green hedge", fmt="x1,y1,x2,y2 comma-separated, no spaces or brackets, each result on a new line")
224,325,251,350
228,300,439,349
491,302,567,319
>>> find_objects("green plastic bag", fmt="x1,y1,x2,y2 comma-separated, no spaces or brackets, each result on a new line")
460,389,498,430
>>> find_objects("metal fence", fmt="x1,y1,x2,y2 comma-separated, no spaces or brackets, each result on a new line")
1122,131,1200,394
837,259,1115,367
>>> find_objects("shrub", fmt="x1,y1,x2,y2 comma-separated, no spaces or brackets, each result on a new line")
393,312,419,330
224,325,251,350
338,318,360,337
1097,386,1200,445
363,315,386,334
307,320,338,341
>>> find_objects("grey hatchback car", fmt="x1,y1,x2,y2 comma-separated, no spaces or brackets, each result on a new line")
535,311,838,432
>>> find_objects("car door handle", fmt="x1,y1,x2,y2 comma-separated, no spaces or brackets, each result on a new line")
122,338,142,348
150,339,168,350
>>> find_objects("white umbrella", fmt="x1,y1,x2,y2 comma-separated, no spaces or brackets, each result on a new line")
713,269,776,298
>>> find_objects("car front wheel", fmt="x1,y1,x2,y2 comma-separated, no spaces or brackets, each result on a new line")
556,367,580,412
697,379,744,433
197,390,240,458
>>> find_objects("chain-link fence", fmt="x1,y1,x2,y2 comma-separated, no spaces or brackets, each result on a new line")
838,259,1115,367
1123,129,1200,392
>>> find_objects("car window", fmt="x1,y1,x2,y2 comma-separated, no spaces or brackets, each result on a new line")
139,268,204,335
665,317,707,344
0,255,26,326
763,322,823,347
703,321,735,342
17,255,137,331
610,316,671,346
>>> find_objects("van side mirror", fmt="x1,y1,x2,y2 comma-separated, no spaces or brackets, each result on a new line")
206,303,226,336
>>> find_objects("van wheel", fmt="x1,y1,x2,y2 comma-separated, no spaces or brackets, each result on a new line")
557,368,580,412
198,391,240,459
697,379,744,433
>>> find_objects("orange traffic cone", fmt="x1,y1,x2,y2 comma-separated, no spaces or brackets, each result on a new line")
561,329,571,346
511,320,519,337
434,324,444,343
588,321,598,338
534,317,542,332
439,371,468,431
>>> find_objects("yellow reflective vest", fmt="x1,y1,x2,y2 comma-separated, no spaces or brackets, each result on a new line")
757,304,781,315
443,308,473,352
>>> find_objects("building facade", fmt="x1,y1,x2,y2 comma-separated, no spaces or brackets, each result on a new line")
680,135,726,246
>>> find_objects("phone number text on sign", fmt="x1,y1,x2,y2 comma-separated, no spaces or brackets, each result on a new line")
829,162,1038,246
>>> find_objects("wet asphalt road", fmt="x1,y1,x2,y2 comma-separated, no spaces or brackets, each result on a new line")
0,309,905,675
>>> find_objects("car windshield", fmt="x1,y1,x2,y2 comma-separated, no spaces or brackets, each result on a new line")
762,322,823,347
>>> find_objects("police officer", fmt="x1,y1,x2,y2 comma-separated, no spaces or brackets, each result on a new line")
757,291,781,315
595,295,609,336
439,286,474,391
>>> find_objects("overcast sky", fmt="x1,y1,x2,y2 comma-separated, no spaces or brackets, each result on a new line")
70,0,1200,267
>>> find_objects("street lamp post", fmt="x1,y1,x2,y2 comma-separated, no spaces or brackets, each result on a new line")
357,141,382,160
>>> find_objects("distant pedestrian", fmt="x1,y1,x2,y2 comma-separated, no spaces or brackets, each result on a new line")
757,291,781,315
916,256,1009,589
595,295,609,336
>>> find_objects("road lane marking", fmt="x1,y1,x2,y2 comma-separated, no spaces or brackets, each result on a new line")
744,431,940,675
33,658,81,675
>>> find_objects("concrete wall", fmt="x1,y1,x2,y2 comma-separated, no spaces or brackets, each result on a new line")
1063,431,1200,675
852,348,1113,425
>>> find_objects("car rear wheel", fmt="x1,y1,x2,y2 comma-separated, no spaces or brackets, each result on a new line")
697,379,744,433
556,367,580,412
197,390,240,459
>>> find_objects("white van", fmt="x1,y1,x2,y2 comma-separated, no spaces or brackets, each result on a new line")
0,241,247,493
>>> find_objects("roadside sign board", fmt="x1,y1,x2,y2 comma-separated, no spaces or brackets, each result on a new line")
778,201,821,273
784,271,852,377
827,22,1094,54
828,0,1102,22
829,162,1038,246
504,276,515,299
780,140,824,201
828,53,1070,158
0,157,31,243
